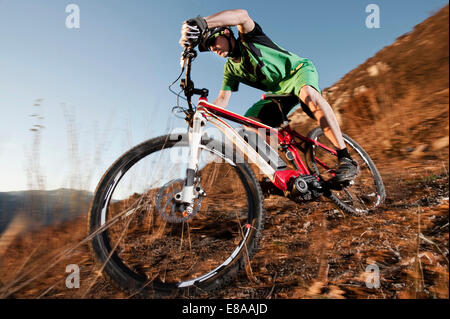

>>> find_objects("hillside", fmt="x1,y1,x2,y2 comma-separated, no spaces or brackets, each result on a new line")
0,189,92,233
291,4,449,165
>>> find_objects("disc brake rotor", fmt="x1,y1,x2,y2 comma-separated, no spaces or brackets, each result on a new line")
155,179,203,223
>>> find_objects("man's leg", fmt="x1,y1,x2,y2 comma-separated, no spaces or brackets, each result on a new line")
299,85,345,149
244,99,280,146
298,85,359,182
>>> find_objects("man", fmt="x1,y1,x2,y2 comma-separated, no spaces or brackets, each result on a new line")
179,9,359,182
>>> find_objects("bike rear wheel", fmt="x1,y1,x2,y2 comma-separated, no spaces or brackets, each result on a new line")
88,133,265,297
306,127,386,215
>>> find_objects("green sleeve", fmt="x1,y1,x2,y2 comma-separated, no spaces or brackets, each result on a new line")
221,62,239,91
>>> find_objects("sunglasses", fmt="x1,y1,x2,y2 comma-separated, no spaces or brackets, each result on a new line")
206,31,226,49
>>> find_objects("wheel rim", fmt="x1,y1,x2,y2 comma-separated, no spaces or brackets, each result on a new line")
309,132,384,213
92,138,257,291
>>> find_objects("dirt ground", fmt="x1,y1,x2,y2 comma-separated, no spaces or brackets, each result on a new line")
0,158,447,299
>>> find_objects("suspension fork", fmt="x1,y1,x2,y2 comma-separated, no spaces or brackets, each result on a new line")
180,111,204,208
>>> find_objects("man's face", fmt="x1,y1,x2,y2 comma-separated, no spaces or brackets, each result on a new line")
209,35,230,58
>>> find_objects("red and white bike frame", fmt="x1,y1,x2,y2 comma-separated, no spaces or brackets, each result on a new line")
180,96,338,206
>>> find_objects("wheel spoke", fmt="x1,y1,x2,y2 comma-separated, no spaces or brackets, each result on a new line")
89,135,264,296
306,127,385,214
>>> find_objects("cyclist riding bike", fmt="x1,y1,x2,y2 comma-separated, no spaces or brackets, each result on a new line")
179,9,359,182
85,10,385,296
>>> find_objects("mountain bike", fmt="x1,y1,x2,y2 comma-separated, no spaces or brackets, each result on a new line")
88,49,385,297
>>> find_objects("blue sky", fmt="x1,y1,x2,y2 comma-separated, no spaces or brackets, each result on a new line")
0,0,448,191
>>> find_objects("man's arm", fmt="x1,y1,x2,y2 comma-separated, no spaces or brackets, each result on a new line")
205,9,255,34
212,90,232,108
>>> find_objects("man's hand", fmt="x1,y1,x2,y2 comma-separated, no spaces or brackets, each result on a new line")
212,90,232,108
179,16,208,48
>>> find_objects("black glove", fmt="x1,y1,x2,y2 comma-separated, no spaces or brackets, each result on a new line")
179,15,208,48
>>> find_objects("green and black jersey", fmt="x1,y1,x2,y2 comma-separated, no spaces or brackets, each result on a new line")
221,22,313,93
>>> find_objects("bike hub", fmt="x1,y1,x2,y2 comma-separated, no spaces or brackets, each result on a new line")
155,178,207,223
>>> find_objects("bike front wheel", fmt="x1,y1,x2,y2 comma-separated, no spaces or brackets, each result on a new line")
88,133,265,297
306,127,386,215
